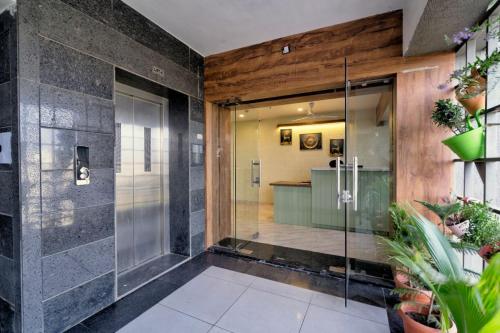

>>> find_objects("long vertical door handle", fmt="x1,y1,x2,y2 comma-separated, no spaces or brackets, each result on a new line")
250,160,255,186
353,156,358,211
336,157,341,209
258,160,261,187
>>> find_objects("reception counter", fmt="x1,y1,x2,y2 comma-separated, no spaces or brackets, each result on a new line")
271,168,391,233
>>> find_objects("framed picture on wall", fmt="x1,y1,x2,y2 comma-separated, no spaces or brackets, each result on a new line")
280,128,292,145
299,133,322,150
329,139,344,157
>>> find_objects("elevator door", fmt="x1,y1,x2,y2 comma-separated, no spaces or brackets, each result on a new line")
115,88,165,273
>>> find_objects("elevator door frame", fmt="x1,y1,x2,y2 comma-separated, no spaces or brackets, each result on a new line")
114,82,170,277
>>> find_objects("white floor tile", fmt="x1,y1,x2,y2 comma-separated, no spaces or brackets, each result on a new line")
203,266,256,286
300,305,390,333
160,274,247,324
310,292,388,325
118,304,211,333
217,288,308,333
250,276,313,302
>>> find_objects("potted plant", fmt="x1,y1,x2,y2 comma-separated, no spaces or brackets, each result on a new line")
461,200,500,250
431,99,485,161
417,198,470,237
479,241,500,262
389,204,432,305
383,209,500,333
445,17,500,115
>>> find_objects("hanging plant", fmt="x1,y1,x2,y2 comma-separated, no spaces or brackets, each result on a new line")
445,16,500,115
449,49,500,115
431,99,485,161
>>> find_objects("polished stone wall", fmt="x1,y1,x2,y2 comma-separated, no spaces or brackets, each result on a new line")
14,0,205,331
0,5,19,332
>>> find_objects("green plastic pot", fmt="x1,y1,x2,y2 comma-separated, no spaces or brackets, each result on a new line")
442,127,485,161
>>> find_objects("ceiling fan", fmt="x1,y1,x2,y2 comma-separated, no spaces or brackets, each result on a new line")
291,102,343,122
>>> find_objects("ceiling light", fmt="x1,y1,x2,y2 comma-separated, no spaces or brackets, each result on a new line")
297,108,303,112
239,114,245,118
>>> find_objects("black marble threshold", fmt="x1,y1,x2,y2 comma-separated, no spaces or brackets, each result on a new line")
117,253,188,297
214,237,394,288
66,252,402,333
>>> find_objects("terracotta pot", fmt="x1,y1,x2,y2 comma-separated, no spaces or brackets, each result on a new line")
458,91,485,116
446,219,470,238
394,272,432,305
399,303,457,333
479,242,500,262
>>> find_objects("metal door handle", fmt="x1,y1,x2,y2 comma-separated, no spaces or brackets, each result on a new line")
336,157,341,209
353,156,358,211
251,160,261,187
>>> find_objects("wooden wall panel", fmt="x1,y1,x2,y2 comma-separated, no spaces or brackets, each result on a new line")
204,9,457,237
205,10,402,102
205,102,233,246
395,55,455,220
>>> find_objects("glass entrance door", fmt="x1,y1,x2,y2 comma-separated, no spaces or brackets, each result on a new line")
216,62,394,297
233,107,260,248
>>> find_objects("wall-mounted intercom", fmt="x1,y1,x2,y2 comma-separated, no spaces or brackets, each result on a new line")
75,146,90,185
0,131,12,165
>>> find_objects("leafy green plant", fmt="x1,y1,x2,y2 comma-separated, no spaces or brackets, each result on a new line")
389,203,415,246
417,199,464,226
383,209,500,333
461,201,500,248
431,99,467,135
450,49,500,99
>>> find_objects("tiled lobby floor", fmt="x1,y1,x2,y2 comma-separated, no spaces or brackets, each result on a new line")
118,266,390,333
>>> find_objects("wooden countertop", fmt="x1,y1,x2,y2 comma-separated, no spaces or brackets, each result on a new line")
269,181,311,188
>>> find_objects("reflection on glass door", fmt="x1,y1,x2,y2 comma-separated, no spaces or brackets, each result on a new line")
217,73,394,290
232,108,260,246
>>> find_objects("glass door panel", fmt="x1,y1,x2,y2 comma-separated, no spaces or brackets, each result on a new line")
233,107,260,247
345,74,395,298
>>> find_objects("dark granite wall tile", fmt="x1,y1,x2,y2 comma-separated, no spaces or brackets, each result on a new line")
39,37,113,100
41,128,114,171
59,0,113,24
59,0,191,70
85,96,114,134
189,97,204,123
189,166,205,191
169,91,190,256
0,171,13,215
18,77,43,332
40,84,114,134
0,254,14,303
41,168,114,213
0,82,12,127
0,30,10,84
190,210,205,237
43,271,114,333
0,297,14,333
42,203,114,256
189,50,204,77
190,189,205,213
39,0,198,97
189,120,204,145
42,237,114,299
191,232,205,257
0,215,13,258
40,128,76,171
111,1,190,70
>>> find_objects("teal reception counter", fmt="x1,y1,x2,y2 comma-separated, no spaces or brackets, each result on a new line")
271,168,391,233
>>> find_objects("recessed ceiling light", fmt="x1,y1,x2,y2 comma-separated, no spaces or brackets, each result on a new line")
297,108,303,112
239,114,245,118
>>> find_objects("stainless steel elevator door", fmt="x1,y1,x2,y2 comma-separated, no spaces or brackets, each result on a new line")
115,91,165,273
